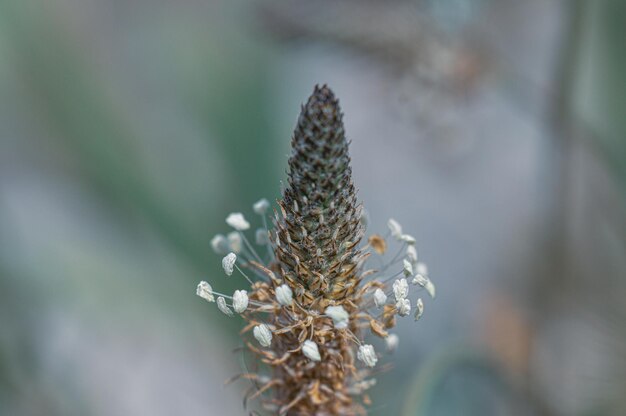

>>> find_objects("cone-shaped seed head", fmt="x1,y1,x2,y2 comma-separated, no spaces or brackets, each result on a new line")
275,85,365,302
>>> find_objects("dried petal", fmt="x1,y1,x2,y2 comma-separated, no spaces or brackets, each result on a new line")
383,304,397,329
369,319,388,338
368,234,387,255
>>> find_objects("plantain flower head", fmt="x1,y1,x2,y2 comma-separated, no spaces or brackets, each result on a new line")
195,85,438,414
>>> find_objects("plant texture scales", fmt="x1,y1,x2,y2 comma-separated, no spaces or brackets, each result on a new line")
198,85,436,415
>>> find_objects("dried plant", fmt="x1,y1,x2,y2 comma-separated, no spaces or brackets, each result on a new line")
198,85,435,415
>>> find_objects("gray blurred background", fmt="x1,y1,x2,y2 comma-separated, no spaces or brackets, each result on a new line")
0,0,625,415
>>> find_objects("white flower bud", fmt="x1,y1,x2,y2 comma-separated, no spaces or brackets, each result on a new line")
253,198,270,215
387,218,403,239
275,284,293,306
325,305,349,329
253,324,272,347
385,334,399,352
255,228,269,245
396,298,411,317
414,298,424,320
216,296,233,316
373,288,387,308
400,234,416,245
403,259,413,277
393,278,409,301
357,344,378,367
232,290,248,313
406,245,418,264
222,253,237,276
210,234,228,254
226,212,250,231
196,281,215,302
227,232,242,253
302,340,321,362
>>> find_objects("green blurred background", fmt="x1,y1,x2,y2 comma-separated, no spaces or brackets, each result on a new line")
0,1,624,415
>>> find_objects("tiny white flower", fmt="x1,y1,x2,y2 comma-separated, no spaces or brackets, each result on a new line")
222,253,237,276
302,340,321,362
227,231,242,253
406,245,418,264
403,259,413,277
396,298,411,317
325,305,349,329
373,288,387,308
425,280,436,299
253,324,272,347
416,262,428,277
275,284,293,306
196,281,215,302
412,274,428,286
387,218,403,239
226,212,250,231
414,298,424,320
357,344,378,367
392,278,409,301
210,234,229,254
216,296,233,316
385,334,399,352
253,198,270,215
255,228,269,245
400,234,416,245
232,290,249,313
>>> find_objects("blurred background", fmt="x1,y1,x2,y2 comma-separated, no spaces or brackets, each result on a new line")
0,0,625,415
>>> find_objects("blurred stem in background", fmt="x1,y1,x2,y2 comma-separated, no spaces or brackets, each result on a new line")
0,1,280,277
0,0,281,413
